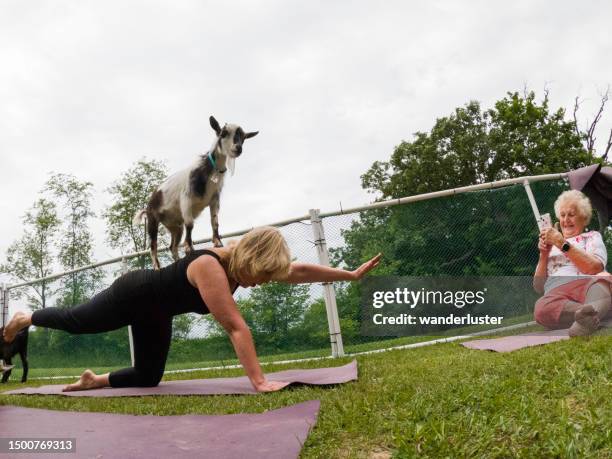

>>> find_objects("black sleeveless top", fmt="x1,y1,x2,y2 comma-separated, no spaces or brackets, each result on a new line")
112,249,235,316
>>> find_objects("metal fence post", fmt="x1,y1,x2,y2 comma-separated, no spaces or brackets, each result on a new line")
1,283,7,329
309,209,345,357
121,257,135,367
522,179,543,224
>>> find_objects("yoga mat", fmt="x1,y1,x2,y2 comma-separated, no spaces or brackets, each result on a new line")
0,400,319,459
4,360,357,397
462,318,612,352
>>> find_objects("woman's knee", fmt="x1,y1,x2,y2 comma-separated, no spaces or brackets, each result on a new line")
534,298,562,328
534,306,550,327
134,368,163,387
587,280,612,300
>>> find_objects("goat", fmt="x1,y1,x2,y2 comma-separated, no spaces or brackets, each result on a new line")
135,116,258,269
0,326,29,383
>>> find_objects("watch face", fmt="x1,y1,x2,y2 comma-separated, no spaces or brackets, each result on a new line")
562,241,571,252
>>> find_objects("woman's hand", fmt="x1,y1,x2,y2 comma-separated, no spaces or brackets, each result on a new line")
253,379,290,392
350,253,382,280
538,232,552,256
540,228,564,249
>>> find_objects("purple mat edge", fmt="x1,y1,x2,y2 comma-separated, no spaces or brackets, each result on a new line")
3,359,358,397
461,335,569,352
461,318,612,352
0,400,321,459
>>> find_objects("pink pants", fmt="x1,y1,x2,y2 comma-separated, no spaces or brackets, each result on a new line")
534,273,612,329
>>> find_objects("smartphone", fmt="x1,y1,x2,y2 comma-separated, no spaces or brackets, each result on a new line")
537,213,552,230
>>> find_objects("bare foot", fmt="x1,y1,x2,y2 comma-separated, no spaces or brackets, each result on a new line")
568,305,600,337
1,360,15,373
3,311,31,343
62,370,104,392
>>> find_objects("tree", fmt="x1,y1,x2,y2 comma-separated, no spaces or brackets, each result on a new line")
300,284,361,348
333,90,601,337
172,314,202,340
348,91,594,276
362,91,592,200
204,282,312,350
45,173,102,307
247,282,310,344
573,88,612,162
201,297,256,338
103,158,169,268
0,198,60,311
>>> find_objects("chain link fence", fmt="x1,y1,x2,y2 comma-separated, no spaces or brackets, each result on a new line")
3,174,610,380
323,178,580,350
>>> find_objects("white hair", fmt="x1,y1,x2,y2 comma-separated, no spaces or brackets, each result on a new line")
554,190,593,224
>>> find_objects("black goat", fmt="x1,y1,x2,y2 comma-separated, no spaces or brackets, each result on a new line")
0,326,29,383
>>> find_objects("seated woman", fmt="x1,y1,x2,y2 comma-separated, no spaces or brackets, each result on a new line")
3,226,381,392
533,190,611,336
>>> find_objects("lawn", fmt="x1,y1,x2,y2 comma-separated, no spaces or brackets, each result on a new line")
1,330,610,458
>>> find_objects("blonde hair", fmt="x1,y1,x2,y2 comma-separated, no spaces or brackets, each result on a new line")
228,226,291,281
554,190,593,224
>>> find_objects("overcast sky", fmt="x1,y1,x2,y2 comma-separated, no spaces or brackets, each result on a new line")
1,0,611,279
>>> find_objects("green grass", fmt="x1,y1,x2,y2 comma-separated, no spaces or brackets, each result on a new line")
2,330,611,458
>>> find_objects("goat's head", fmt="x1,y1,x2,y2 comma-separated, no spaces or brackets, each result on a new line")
210,116,258,158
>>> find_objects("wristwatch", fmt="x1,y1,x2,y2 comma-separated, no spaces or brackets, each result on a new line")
561,240,571,252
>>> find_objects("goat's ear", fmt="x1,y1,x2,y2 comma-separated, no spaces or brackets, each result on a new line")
209,116,221,135
244,131,259,139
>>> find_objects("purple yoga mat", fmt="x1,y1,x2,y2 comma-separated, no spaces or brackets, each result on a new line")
0,400,320,459
461,330,568,352
4,360,357,397
461,319,612,352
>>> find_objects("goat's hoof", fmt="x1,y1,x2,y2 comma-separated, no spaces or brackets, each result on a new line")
213,239,223,248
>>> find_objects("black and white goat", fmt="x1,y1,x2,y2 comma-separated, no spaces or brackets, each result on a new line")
134,116,258,270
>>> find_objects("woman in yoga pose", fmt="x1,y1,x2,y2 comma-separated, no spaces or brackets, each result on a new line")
3,226,381,392
533,190,611,336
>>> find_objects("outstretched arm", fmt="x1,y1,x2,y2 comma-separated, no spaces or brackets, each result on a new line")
283,253,382,284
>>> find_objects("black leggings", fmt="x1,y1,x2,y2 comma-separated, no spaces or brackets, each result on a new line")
32,281,173,388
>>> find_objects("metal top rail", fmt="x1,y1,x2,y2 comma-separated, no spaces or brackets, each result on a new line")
4,172,567,291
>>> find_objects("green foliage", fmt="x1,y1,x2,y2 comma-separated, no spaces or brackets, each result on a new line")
350,91,597,274
103,158,169,270
332,91,599,342
247,282,311,348
362,91,592,199
299,299,329,347
201,282,312,351
249,282,309,332
605,229,612,257
0,199,60,310
45,173,103,308
303,281,394,346
172,314,202,340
